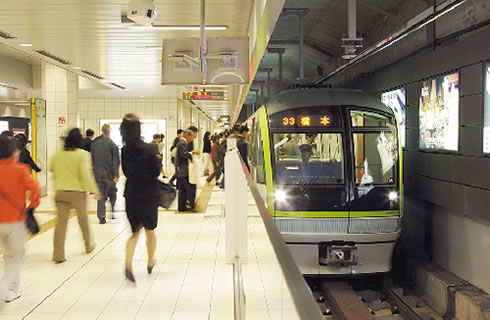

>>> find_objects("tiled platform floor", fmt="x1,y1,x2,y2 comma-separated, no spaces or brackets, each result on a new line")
0,184,299,320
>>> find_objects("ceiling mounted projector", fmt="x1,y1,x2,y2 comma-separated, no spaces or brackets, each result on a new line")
127,0,157,25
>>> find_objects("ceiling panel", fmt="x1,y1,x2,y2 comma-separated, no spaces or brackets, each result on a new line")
0,0,254,119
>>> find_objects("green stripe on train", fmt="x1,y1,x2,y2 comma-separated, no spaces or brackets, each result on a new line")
260,106,275,214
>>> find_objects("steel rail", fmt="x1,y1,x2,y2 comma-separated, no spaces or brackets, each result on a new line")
379,280,424,320
234,150,324,320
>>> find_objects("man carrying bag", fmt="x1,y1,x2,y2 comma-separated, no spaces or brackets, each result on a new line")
175,130,198,212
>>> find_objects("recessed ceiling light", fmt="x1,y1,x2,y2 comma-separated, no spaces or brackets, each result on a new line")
19,43,32,47
128,25,228,31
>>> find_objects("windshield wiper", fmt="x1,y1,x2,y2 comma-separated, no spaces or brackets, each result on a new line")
300,174,320,197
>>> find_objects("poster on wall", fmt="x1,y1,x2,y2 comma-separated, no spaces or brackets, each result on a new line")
483,64,490,153
381,88,406,147
0,120,8,133
419,72,460,151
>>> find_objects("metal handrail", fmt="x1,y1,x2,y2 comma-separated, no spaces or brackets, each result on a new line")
233,255,246,320
233,150,324,320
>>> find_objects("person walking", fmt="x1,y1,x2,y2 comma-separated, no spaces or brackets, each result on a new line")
169,129,183,187
151,134,166,178
50,128,100,263
91,124,120,224
0,136,40,303
120,114,162,282
202,131,212,175
81,129,95,152
158,134,165,156
175,130,196,212
14,134,41,173
206,135,222,184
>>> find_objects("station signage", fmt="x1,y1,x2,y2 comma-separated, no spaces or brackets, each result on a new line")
183,91,225,101
217,115,230,128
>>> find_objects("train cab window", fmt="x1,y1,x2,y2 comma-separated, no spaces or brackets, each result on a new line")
352,132,397,185
351,110,393,127
273,133,344,185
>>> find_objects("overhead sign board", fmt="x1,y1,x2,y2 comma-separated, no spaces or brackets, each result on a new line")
183,91,225,101
162,37,249,85
217,115,230,128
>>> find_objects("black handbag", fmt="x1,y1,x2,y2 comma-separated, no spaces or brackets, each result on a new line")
158,181,176,209
25,207,40,235
0,187,39,235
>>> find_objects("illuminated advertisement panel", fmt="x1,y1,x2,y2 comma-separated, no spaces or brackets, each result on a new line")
0,120,8,133
484,64,490,153
419,72,459,151
381,88,406,147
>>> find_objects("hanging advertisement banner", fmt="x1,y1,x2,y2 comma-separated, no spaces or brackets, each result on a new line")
419,72,459,151
483,64,490,153
381,88,406,147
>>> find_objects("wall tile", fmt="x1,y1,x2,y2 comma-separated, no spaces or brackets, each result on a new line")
55,79,67,92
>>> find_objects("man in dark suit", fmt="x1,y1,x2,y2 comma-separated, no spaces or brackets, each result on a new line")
91,124,119,224
175,130,195,212
169,129,183,187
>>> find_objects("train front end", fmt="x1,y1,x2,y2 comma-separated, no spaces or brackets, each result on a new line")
263,89,402,275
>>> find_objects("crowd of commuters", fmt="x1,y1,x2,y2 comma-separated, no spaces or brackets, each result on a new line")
0,118,251,300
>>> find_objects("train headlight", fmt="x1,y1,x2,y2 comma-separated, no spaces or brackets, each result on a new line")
389,192,398,201
275,189,287,202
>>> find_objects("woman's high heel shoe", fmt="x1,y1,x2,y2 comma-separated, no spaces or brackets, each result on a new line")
125,269,136,282
147,261,156,274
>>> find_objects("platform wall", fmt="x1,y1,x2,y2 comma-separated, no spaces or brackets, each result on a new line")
345,25,490,293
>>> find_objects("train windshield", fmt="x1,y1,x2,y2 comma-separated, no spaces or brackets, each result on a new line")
273,133,344,185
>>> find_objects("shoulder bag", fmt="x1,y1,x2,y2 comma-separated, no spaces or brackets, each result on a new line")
0,187,39,235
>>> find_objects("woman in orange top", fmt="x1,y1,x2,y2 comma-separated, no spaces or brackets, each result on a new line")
0,136,40,303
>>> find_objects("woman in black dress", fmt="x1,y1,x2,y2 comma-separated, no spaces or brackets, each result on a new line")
120,114,162,282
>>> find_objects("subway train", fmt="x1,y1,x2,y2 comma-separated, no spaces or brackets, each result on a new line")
244,86,403,275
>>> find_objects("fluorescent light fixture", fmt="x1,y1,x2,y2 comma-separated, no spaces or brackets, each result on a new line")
72,66,81,70
128,25,227,31
19,43,32,47
14,103,30,106
0,101,26,103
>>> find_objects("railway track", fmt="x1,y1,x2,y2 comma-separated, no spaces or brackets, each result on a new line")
306,277,444,320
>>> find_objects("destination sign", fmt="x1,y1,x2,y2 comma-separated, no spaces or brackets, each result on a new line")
282,115,332,127
270,106,342,128
183,91,225,101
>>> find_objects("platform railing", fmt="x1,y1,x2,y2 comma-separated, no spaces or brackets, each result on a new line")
227,149,324,320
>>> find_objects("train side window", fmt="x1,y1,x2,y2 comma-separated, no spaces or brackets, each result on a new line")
351,110,392,127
